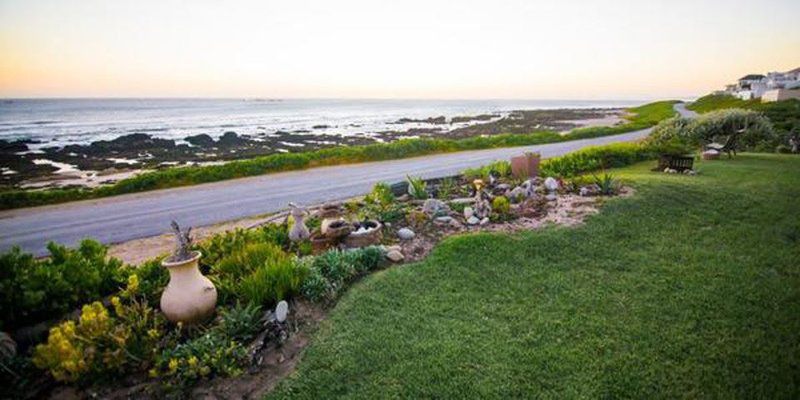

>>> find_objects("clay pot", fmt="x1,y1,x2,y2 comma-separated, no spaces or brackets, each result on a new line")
323,219,352,240
318,203,343,219
343,220,383,248
511,153,541,179
310,233,334,254
160,251,217,324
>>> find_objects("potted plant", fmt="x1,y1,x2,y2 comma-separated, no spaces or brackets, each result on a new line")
343,220,383,248
510,151,541,179
160,221,217,324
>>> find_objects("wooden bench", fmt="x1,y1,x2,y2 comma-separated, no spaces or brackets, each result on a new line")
656,155,694,171
705,132,739,159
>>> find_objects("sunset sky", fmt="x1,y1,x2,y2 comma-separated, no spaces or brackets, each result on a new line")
1,0,798,100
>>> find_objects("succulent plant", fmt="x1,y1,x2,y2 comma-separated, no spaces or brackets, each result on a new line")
170,220,194,261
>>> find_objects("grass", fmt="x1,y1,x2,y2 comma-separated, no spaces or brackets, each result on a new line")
686,93,761,113
0,101,678,210
688,94,800,133
268,154,800,399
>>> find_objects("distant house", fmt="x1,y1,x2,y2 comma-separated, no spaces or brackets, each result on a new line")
735,74,767,100
766,68,800,90
722,68,800,101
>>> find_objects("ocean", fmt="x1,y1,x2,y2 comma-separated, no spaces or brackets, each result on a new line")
0,98,643,149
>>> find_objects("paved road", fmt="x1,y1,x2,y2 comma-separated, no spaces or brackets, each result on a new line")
674,102,698,118
2,105,690,255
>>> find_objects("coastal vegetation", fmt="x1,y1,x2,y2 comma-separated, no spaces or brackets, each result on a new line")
646,108,777,152
687,94,800,143
0,101,677,210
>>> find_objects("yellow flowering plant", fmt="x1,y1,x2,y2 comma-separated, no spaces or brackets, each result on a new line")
33,275,167,383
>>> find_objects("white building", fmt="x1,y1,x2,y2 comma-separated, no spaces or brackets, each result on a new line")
724,67,800,100
735,74,767,100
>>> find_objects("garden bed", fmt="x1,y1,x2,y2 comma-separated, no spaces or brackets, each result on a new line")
0,142,648,399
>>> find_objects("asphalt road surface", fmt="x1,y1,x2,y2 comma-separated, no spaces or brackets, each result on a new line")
2,103,691,255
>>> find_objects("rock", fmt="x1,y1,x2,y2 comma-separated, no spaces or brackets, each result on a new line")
0,332,16,360
184,134,215,147
435,216,453,223
397,227,415,240
449,219,462,228
386,250,405,262
474,197,492,219
0,139,29,153
422,198,449,216
397,194,411,202
450,197,475,204
579,184,600,197
507,186,526,202
386,245,402,252
519,179,538,197
467,216,480,225
464,206,475,219
480,217,490,225
544,177,559,192
545,194,557,202
495,183,511,191
217,131,248,147
275,301,289,323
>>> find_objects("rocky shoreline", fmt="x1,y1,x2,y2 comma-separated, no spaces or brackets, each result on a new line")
0,108,623,190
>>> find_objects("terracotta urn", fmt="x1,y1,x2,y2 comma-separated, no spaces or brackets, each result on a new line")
510,152,541,179
160,251,217,324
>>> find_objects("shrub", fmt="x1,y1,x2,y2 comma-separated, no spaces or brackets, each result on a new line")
196,228,263,268
540,143,653,178
152,331,247,390
216,302,263,342
462,160,512,181
490,160,512,177
301,247,385,303
313,250,357,285
238,257,308,307
406,175,428,199
592,172,620,195
436,177,458,200
32,275,165,383
352,246,385,274
646,109,776,151
300,264,332,302
127,258,170,305
691,109,775,151
363,182,407,223
492,196,511,215
364,182,395,206
776,144,792,154
0,240,126,330
211,242,306,308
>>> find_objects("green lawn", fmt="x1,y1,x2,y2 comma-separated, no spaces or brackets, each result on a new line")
268,154,800,399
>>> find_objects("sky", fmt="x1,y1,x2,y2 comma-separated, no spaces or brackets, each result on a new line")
0,0,798,100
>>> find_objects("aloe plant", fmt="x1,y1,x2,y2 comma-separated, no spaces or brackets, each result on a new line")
406,175,428,199
592,172,619,196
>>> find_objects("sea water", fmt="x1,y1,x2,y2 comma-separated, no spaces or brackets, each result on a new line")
0,98,643,149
